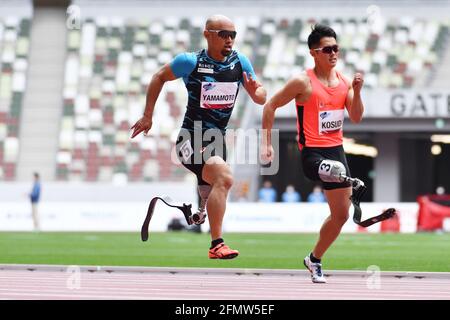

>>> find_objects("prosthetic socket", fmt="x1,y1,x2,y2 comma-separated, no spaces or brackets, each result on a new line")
318,159,367,206
317,159,396,227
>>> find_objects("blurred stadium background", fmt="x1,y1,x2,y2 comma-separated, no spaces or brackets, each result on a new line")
0,0,449,244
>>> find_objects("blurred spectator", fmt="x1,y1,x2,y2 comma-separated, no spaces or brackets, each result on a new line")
282,184,301,202
307,185,326,203
258,180,277,202
233,181,250,202
29,172,41,231
167,217,185,231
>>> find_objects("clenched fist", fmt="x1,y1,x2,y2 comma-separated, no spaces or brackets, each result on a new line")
260,143,274,165
352,73,364,94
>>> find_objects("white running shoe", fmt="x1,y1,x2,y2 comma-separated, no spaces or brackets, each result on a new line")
303,255,327,283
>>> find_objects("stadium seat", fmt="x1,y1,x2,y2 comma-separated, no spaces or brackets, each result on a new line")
53,14,448,182
0,17,31,180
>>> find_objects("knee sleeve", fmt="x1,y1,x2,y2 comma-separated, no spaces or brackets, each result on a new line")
318,159,347,183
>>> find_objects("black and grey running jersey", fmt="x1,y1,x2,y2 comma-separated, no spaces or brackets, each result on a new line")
170,49,256,133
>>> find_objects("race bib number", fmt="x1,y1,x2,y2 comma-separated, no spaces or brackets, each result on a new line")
318,161,332,177
318,109,344,134
200,82,238,109
179,139,194,162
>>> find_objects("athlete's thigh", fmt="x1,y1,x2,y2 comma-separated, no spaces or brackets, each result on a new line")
175,130,205,181
202,156,231,185
301,148,324,181
301,146,351,190
324,187,352,218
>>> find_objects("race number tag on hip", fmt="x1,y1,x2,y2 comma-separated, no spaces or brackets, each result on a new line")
200,82,238,109
180,140,194,163
318,109,344,134
318,161,332,177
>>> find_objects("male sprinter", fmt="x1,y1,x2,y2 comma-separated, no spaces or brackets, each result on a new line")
261,24,364,282
131,15,266,259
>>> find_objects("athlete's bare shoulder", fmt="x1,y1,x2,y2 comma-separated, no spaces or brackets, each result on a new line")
340,73,353,90
292,71,312,103
290,71,310,89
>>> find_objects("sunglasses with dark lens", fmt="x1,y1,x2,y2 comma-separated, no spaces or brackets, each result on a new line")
207,29,237,40
314,45,339,54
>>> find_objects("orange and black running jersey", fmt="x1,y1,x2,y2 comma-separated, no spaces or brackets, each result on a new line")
296,68,349,150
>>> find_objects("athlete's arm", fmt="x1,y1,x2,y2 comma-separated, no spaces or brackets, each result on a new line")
345,73,364,123
238,53,267,105
261,75,308,162
131,53,195,138
242,72,266,105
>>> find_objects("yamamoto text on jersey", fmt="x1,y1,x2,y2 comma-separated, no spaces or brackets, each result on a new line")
202,94,236,102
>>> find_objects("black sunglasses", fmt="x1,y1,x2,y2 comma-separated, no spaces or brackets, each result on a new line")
207,29,237,40
313,45,339,54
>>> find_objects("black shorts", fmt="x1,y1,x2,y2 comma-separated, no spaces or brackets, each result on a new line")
175,128,227,186
301,145,351,190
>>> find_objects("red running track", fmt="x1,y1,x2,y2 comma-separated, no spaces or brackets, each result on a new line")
0,265,449,300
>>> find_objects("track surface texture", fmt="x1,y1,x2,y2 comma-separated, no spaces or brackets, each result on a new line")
0,265,449,300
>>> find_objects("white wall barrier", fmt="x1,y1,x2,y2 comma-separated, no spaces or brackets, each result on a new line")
224,202,418,233
0,202,418,233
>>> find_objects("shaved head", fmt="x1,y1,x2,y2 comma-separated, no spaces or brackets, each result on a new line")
205,14,235,30
204,15,236,59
